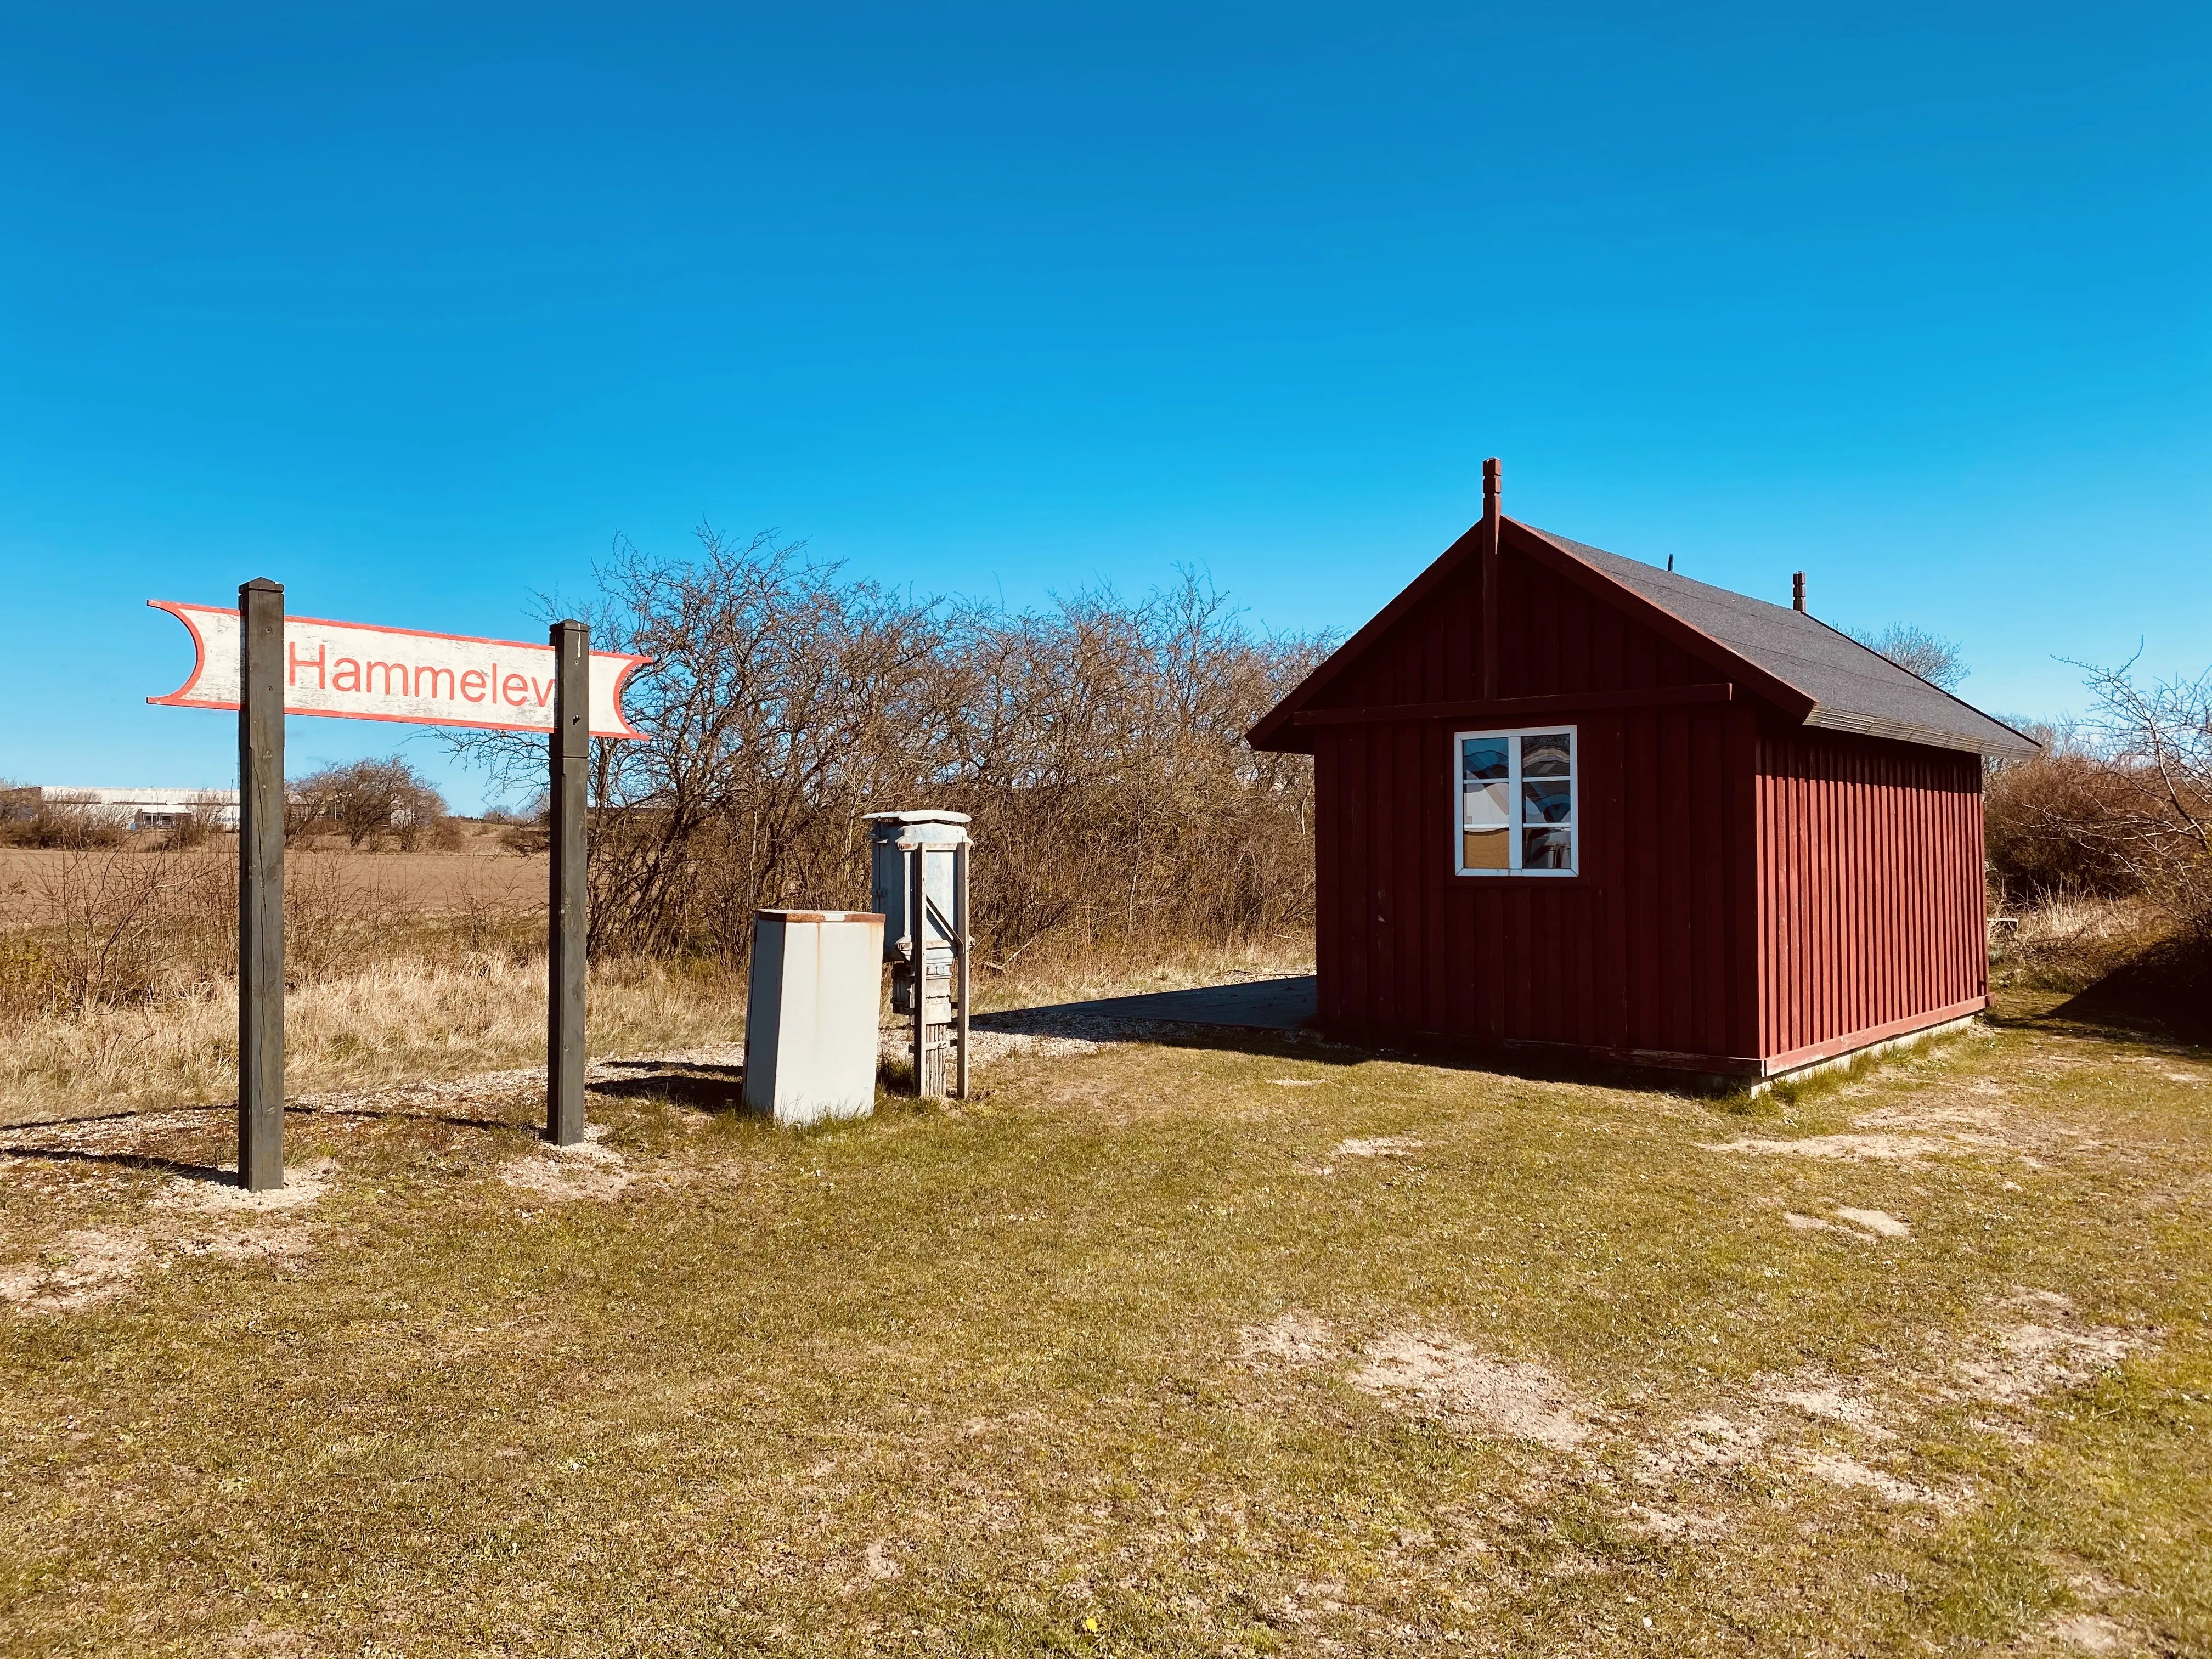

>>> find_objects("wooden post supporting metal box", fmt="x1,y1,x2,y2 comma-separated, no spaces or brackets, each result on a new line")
546,619,590,1146
908,841,931,1097
953,838,970,1101
237,578,286,1190
902,837,971,1101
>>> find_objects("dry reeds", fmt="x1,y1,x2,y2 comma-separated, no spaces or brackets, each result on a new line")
1988,893,2170,992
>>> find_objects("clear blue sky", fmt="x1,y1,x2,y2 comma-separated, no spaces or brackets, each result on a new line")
2,2,2204,810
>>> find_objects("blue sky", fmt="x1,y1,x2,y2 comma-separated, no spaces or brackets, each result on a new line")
2,1,2204,810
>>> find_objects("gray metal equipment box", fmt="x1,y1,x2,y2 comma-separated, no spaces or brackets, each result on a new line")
867,810,970,967
866,809,973,1100
742,910,887,1127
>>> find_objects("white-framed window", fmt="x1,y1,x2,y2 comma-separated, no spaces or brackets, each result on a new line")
1454,725,1578,876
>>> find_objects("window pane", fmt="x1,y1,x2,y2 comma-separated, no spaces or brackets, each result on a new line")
1462,737,1509,781
1521,732,1572,776
1462,828,1510,870
1523,827,1573,869
1462,781,1509,830
1521,778,1573,824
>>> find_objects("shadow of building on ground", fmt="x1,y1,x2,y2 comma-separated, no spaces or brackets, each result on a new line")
973,974,1347,1066
2046,933,2212,1048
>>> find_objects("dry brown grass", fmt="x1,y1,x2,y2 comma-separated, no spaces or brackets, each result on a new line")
0,952,748,1127
0,841,640,1125
0,828,1306,1127
1989,894,2171,992
0,937,1313,1128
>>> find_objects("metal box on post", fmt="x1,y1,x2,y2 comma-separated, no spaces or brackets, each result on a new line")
742,910,887,1127
865,810,971,1099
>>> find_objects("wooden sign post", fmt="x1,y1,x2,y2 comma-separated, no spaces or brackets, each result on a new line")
546,620,590,1147
151,594,647,1186
238,579,287,1191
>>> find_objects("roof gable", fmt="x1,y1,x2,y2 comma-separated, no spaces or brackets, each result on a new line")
1249,517,2038,760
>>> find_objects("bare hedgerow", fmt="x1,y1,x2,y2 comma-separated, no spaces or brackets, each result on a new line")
1984,726,2146,904
0,789,128,851
2071,657,2212,934
445,527,1330,966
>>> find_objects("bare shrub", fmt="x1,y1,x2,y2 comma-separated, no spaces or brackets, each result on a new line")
1987,659,2212,1036
13,845,226,1013
163,798,221,851
291,757,454,850
1985,727,2145,904
2073,659,2212,933
0,790,129,850
448,528,1328,967
1849,624,1968,691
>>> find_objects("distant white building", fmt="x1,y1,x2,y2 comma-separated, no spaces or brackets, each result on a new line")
26,787,240,832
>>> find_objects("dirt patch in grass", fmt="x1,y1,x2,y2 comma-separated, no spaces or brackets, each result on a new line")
1352,1333,1595,1452
498,1128,632,1202
1331,1135,1424,1158
1955,1296,2148,1408
1836,1205,1912,1238
156,1156,338,1214
1237,1311,1335,1367
1762,1374,1894,1437
1703,1130,1948,1161
1793,1450,1959,1509
0,1226,148,1312
1632,1409,1769,1480
2042,1611,2139,1653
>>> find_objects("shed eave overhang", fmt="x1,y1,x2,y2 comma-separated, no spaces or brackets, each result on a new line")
1802,705,2037,760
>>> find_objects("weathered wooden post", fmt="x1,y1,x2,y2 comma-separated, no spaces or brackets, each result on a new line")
907,840,931,1096
953,837,970,1101
237,577,286,1190
547,619,590,1147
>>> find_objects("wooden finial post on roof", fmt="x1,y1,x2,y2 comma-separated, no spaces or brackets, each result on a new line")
1481,458,1502,699
1792,571,1806,612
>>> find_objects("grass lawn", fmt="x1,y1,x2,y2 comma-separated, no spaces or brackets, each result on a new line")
1,992,2207,1656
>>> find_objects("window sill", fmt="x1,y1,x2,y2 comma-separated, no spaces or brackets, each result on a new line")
1449,872,1589,886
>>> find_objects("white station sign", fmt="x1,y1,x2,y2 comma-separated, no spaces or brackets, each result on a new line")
149,601,649,740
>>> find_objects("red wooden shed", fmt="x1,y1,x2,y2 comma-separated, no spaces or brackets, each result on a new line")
1248,463,2038,1086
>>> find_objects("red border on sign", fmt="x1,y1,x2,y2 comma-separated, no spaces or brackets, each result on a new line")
147,601,216,708
146,599,653,740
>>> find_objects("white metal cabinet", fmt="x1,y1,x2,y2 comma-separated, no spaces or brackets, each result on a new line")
742,910,886,1126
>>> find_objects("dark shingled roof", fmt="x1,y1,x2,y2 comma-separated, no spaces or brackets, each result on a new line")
1525,527,2037,759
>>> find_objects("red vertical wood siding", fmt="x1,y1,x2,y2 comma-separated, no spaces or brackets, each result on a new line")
1753,724,1987,1063
1310,533,1763,1066
1304,522,1989,1074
